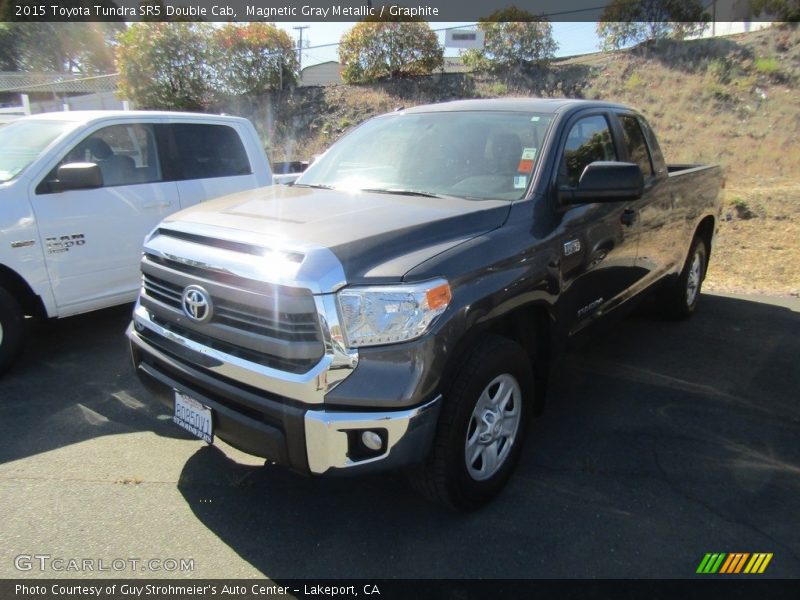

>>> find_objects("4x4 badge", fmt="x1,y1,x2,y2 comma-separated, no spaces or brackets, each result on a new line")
564,239,581,256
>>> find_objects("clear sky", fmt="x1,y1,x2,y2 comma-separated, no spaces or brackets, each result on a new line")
276,22,602,68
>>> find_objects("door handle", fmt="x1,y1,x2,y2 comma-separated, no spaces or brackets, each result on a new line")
143,201,171,210
621,208,637,227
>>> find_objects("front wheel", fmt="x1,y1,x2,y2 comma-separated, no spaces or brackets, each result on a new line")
408,335,534,511
0,286,24,375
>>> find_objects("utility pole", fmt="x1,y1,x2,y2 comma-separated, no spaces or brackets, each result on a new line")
712,0,716,37
293,26,310,71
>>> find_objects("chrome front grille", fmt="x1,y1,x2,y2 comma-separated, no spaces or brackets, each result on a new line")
142,273,182,306
142,273,320,343
140,259,325,374
215,301,320,343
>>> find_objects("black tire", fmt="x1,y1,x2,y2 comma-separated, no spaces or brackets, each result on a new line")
408,335,535,511
657,236,708,320
0,285,25,375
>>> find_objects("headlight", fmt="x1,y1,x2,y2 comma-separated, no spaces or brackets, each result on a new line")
336,279,452,348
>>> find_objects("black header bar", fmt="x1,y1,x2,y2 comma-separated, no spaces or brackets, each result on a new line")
3,1,773,23
3,579,800,600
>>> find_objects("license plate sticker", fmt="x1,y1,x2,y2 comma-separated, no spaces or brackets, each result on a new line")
173,391,213,444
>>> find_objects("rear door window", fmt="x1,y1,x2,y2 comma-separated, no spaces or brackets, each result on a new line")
619,115,654,178
167,124,251,181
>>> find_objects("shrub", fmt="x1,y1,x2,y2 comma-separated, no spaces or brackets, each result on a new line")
754,56,780,74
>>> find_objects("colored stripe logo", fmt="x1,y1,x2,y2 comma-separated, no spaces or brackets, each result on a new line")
697,553,773,574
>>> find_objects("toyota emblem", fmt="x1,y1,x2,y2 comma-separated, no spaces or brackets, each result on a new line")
181,285,212,323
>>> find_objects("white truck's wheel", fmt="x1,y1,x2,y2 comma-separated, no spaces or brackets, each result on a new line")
0,286,24,375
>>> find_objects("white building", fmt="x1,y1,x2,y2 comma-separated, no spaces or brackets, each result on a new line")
300,62,344,87
702,0,772,37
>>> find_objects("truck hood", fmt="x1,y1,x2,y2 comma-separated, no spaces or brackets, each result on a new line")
155,184,510,290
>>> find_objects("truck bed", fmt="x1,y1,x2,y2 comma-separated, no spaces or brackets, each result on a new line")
667,163,720,176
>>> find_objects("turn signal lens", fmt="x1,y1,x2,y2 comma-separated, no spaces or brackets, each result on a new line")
426,283,452,311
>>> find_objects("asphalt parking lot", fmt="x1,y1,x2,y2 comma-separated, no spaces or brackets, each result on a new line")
1,292,798,579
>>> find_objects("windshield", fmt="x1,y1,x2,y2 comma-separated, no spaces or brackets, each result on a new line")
296,110,555,201
0,120,75,183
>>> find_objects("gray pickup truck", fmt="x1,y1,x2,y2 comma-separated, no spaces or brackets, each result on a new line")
128,99,722,510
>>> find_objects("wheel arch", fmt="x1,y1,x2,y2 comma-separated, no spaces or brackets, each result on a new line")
440,301,554,415
0,265,46,319
694,215,716,260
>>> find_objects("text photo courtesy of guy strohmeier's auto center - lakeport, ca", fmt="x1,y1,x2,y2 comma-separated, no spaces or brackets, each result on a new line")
0,0,799,598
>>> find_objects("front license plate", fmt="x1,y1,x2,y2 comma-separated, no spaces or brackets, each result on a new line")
173,391,213,444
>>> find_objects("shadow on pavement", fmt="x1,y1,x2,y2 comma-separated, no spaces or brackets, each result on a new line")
0,304,195,464
175,294,800,578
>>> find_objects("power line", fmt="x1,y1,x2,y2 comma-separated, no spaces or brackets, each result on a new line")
293,25,310,70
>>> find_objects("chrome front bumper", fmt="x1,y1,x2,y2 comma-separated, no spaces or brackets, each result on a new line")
129,311,442,474
304,396,442,474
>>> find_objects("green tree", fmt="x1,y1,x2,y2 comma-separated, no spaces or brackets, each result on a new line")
0,23,19,71
14,23,122,73
752,0,800,21
116,22,214,110
462,7,558,72
211,23,298,95
338,18,443,83
0,1,122,73
597,0,709,50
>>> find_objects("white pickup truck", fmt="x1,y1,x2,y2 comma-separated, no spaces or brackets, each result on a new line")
0,110,277,373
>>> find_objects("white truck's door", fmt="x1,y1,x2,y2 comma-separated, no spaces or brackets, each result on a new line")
29,122,180,316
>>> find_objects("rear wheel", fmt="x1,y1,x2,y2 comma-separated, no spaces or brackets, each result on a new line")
657,236,708,320
408,335,534,511
0,286,24,375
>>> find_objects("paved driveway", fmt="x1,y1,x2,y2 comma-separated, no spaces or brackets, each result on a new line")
1,293,798,579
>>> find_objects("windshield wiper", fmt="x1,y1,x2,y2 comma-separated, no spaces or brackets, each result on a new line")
289,182,334,190
360,188,442,198
290,184,444,198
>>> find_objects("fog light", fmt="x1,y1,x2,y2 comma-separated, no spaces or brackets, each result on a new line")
361,430,383,451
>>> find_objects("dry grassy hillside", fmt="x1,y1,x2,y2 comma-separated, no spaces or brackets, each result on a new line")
234,25,799,296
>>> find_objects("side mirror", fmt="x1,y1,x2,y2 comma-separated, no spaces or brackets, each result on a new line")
53,162,103,192
559,161,644,204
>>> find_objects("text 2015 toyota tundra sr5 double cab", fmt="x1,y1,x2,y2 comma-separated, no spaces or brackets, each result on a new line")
128,99,722,509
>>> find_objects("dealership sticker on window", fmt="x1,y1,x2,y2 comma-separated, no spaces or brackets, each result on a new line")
513,175,528,189
517,147,538,172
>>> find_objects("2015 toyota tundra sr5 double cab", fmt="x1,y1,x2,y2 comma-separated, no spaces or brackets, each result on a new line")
128,99,722,510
